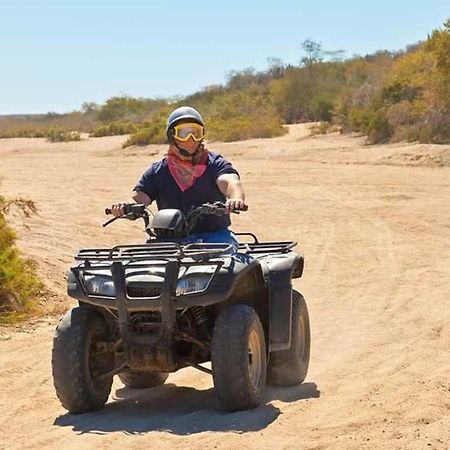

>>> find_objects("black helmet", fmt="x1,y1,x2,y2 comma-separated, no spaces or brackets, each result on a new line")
166,106,204,141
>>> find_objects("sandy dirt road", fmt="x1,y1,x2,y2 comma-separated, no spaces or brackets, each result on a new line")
0,125,449,449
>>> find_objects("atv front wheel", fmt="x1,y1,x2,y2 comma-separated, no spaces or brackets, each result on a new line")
211,304,266,411
268,290,310,386
52,307,114,414
118,370,168,389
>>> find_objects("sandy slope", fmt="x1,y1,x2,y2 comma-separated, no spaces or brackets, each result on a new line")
0,125,449,449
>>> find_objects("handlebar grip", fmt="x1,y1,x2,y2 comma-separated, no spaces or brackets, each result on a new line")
105,208,112,215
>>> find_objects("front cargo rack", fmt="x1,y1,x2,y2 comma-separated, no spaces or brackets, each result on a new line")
75,242,233,263
74,238,297,264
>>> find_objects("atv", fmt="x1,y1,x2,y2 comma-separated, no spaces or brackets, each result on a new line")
52,202,310,413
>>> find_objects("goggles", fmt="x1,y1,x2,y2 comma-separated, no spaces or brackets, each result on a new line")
173,122,205,142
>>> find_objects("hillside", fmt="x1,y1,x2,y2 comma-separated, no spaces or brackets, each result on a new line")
1,19,449,145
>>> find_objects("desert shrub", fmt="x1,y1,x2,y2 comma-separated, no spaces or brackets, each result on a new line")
313,99,335,122
365,111,392,143
46,128,81,142
207,113,286,142
91,121,137,137
268,58,347,123
380,81,421,104
189,88,287,141
310,122,330,135
0,128,47,139
122,96,287,145
0,193,42,321
122,113,168,148
350,19,450,143
97,96,168,123
0,127,82,141
347,107,372,132
386,100,416,128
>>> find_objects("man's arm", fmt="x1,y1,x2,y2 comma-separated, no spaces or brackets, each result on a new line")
132,190,152,205
217,173,246,211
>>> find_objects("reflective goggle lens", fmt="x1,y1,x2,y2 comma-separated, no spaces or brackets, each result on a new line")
173,123,205,141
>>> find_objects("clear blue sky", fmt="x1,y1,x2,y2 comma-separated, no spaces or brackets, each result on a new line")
0,0,448,114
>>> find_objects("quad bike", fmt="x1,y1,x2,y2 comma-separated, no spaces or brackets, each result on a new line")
52,202,310,413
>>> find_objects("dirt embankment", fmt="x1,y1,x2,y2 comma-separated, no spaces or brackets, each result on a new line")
0,125,449,449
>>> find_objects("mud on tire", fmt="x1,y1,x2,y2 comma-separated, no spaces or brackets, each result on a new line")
118,370,168,389
211,304,266,411
52,307,114,414
268,290,310,386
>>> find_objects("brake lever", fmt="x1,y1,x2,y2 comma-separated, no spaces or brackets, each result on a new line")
103,216,119,227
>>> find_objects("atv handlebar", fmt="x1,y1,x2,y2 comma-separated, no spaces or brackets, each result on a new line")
105,202,247,218
105,203,147,218
103,203,149,227
103,201,247,231
191,202,248,217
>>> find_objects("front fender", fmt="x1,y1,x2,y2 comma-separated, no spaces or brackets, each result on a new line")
259,252,304,352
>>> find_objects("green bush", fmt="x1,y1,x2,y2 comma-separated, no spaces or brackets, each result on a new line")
91,121,137,137
122,114,168,148
348,107,372,131
97,96,168,123
366,111,392,143
313,99,335,122
0,195,43,322
0,127,82,140
207,113,286,142
0,128,47,139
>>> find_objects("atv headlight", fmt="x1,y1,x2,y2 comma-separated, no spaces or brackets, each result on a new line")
84,275,116,297
176,273,212,296
175,265,217,296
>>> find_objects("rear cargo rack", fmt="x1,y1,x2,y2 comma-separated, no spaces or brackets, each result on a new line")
75,242,233,263
238,241,297,255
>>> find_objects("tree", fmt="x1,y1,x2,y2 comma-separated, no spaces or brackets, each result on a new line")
81,102,99,115
300,39,324,67
226,68,257,90
267,57,285,78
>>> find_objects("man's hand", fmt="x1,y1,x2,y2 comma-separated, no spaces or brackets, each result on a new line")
108,191,152,217
110,203,125,217
225,198,247,212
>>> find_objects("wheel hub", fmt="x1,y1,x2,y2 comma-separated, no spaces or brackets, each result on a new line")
248,327,263,389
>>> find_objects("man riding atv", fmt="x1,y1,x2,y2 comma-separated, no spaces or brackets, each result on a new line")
52,108,310,415
109,106,246,252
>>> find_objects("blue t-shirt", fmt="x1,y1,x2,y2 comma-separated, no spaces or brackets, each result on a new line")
134,152,239,233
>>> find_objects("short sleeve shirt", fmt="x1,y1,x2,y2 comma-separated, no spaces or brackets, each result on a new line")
134,152,239,233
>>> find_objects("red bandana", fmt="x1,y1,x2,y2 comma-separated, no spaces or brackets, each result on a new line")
167,145,208,191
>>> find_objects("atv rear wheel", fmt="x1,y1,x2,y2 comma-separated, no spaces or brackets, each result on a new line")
118,370,168,389
52,307,114,414
268,290,310,386
211,304,266,411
